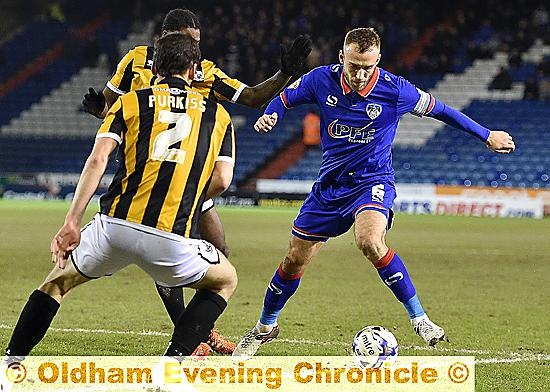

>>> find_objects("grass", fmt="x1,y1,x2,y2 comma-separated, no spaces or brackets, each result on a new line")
0,200,549,391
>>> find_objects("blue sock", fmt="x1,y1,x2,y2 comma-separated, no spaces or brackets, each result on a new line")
259,263,303,325
375,249,425,318
403,294,424,318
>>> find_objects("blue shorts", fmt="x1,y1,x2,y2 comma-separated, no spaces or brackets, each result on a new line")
292,179,396,242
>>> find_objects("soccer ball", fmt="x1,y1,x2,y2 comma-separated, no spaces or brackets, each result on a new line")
352,326,398,369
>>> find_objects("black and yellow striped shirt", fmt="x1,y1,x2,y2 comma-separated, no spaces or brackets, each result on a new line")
97,76,235,238
107,45,247,102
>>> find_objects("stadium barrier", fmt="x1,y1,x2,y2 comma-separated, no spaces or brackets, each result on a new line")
0,175,546,218
255,180,547,218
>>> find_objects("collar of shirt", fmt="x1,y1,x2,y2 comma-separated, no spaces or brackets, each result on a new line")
158,76,191,89
340,67,380,98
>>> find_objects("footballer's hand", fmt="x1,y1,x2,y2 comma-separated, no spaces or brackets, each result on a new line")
82,87,106,117
280,35,312,76
486,130,515,154
50,222,81,269
254,113,278,133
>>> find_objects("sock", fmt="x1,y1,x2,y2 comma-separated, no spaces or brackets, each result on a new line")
374,249,425,318
403,294,425,318
6,290,60,357
155,283,185,325
259,263,303,326
165,289,227,356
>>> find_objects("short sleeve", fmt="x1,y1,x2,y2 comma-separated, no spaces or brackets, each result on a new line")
396,77,435,117
96,97,127,144
217,122,235,163
106,49,136,95
202,60,247,103
279,68,317,108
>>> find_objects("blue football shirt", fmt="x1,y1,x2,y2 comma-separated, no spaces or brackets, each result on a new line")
271,64,435,183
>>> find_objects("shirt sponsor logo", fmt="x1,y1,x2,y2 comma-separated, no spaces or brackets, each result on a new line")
327,119,375,144
169,87,185,94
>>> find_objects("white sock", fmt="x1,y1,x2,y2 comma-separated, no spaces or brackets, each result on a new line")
256,320,276,332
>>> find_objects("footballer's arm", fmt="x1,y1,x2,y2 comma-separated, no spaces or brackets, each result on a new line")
237,71,292,108
82,87,120,119
102,87,121,115
97,87,121,119
51,137,117,268
205,160,234,200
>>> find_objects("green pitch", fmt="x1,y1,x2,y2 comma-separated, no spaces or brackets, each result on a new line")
0,200,548,391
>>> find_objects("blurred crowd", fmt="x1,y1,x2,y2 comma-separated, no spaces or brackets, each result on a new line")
149,0,550,101
150,0,448,84
5,0,550,100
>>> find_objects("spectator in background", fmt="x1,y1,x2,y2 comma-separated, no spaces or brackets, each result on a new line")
488,66,512,90
539,76,550,100
302,109,321,149
82,36,100,67
508,49,523,69
523,74,540,100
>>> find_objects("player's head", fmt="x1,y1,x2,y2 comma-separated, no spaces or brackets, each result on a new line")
154,32,201,79
339,28,381,92
161,8,201,42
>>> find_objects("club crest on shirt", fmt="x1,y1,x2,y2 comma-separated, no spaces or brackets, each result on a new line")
194,69,205,82
366,103,382,120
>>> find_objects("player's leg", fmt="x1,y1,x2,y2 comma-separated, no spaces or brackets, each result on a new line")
354,209,446,346
233,185,342,357
153,202,234,354
232,235,324,357
4,262,90,359
4,214,127,360
163,249,237,357
199,202,230,258
260,235,323,326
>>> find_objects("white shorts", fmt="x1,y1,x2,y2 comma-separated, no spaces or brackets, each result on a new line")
71,214,220,288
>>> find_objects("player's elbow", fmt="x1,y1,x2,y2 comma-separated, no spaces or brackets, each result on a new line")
85,154,109,170
238,87,265,109
219,170,233,191
213,163,234,192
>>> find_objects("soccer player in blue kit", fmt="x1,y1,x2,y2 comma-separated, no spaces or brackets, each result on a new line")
233,27,515,357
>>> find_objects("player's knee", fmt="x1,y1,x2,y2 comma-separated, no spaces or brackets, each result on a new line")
284,252,308,268
218,263,238,300
38,280,70,302
357,237,386,263
219,243,231,258
39,265,88,302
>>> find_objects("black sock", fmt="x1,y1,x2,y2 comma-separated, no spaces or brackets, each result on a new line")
6,290,60,356
164,290,227,356
155,283,185,325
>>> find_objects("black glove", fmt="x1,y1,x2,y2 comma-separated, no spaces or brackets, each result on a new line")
82,87,106,117
280,35,312,76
